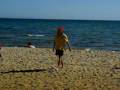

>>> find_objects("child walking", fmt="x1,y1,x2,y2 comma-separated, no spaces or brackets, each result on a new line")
53,26,71,68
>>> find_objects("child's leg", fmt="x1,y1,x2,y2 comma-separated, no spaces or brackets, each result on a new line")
61,59,63,68
58,55,64,67
59,55,64,68
58,55,61,67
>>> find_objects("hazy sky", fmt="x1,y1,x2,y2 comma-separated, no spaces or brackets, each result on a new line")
0,0,120,20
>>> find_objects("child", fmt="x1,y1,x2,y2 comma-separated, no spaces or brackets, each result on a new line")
53,26,71,68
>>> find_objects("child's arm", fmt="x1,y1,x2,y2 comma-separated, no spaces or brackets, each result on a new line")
67,42,71,51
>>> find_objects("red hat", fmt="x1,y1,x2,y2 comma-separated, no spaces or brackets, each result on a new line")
57,26,64,32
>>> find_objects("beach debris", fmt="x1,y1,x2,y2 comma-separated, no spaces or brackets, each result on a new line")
111,65,120,74
85,48,91,52
112,67,120,70
112,51,115,52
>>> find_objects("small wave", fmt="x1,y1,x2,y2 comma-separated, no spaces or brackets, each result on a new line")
27,34,45,37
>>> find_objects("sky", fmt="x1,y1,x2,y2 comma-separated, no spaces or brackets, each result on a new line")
0,0,120,20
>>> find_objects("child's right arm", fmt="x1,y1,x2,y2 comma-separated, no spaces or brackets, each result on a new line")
67,42,71,51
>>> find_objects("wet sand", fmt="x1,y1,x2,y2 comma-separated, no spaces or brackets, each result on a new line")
0,47,120,90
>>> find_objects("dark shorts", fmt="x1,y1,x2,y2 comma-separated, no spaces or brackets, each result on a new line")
56,50,64,56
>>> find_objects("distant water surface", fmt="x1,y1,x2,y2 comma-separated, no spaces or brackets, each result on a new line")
0,18,120,51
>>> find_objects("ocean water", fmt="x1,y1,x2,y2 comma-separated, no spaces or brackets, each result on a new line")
0,18,120,51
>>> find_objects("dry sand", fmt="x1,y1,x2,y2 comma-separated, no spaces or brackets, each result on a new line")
0,47,120,90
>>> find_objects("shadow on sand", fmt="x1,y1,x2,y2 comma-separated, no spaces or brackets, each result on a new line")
0,69,47,74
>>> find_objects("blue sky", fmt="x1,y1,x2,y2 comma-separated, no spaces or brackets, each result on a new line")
0,0,120,20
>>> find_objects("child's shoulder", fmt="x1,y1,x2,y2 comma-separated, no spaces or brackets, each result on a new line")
63,33,68,38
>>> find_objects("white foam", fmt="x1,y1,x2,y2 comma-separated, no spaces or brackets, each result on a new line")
27,34,45,37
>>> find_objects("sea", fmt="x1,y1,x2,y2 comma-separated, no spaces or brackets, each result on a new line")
0,18,120,51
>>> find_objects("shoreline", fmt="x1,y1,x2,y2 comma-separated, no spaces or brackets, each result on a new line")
1,46,119,52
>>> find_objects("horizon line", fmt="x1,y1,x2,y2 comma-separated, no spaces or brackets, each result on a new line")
0,17,120,22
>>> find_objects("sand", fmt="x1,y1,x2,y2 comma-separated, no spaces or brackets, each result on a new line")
0,47,120,90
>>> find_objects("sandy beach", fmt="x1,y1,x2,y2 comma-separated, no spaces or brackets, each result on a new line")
0,47,120,90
